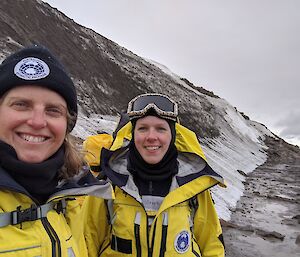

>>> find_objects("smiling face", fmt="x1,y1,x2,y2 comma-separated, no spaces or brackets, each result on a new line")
134,115,172,164
0,85,68,163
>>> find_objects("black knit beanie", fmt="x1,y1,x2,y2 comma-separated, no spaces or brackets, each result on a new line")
0,44,77,130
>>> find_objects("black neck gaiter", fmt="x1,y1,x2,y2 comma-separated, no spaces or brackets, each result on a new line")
0,141,64,204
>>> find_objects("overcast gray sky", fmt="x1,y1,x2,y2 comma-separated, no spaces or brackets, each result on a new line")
44,0,300,146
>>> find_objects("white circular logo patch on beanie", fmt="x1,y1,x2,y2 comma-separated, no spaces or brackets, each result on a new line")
14,57,50,80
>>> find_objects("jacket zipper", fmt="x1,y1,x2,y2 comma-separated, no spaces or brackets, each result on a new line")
47,219,62,257
145,211,150,257
149,220,157,257
159,212,168,257
41,217,62,257
134,212,142,257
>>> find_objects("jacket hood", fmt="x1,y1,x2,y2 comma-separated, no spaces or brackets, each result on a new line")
109,120,225,184
111,121,207,160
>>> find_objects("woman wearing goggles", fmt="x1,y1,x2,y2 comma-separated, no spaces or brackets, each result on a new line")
83,93,226,257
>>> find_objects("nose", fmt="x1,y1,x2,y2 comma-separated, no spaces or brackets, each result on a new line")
146,128,158,140
27,110,47,129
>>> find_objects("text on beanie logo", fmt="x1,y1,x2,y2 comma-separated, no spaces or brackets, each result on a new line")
14,57,50,80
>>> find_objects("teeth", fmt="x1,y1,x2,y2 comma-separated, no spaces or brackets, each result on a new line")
21,134,47,143
146,146,159,150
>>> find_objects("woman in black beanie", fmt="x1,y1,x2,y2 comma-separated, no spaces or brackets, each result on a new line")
0,44,113,257
83,93,226,257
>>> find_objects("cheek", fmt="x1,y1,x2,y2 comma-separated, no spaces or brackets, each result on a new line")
134,134,145,153
163,134,172,148
134,135,142,147
50,119,68,139
0,109,22,134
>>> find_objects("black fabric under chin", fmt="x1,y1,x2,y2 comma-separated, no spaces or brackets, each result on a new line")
128,141,178,180
127,140,178,196
0,140,63,204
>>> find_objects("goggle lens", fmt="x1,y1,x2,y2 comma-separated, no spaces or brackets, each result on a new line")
131,95,175,112
127,94,178,121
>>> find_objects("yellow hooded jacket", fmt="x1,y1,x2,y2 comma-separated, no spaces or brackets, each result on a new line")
83,122,226,257
0,168,113,257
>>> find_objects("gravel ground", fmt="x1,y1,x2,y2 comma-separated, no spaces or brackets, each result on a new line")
222,137,300,257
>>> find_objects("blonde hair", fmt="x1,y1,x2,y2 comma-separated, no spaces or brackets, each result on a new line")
59,134,85,179
59,112,85,179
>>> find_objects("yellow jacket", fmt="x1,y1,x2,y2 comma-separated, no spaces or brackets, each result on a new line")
0,167,113,257
83,122,226,257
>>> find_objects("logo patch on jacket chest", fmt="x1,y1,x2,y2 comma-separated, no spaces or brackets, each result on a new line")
174,230,190,253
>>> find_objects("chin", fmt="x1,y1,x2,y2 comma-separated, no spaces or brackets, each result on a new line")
18,154,47,164
145,158,162,165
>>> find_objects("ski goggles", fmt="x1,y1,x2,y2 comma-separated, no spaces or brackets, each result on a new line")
127,93,178,121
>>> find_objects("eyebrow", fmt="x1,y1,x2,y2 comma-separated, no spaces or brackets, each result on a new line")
46,103,67,109
6,96,67,109
6,96,31,102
